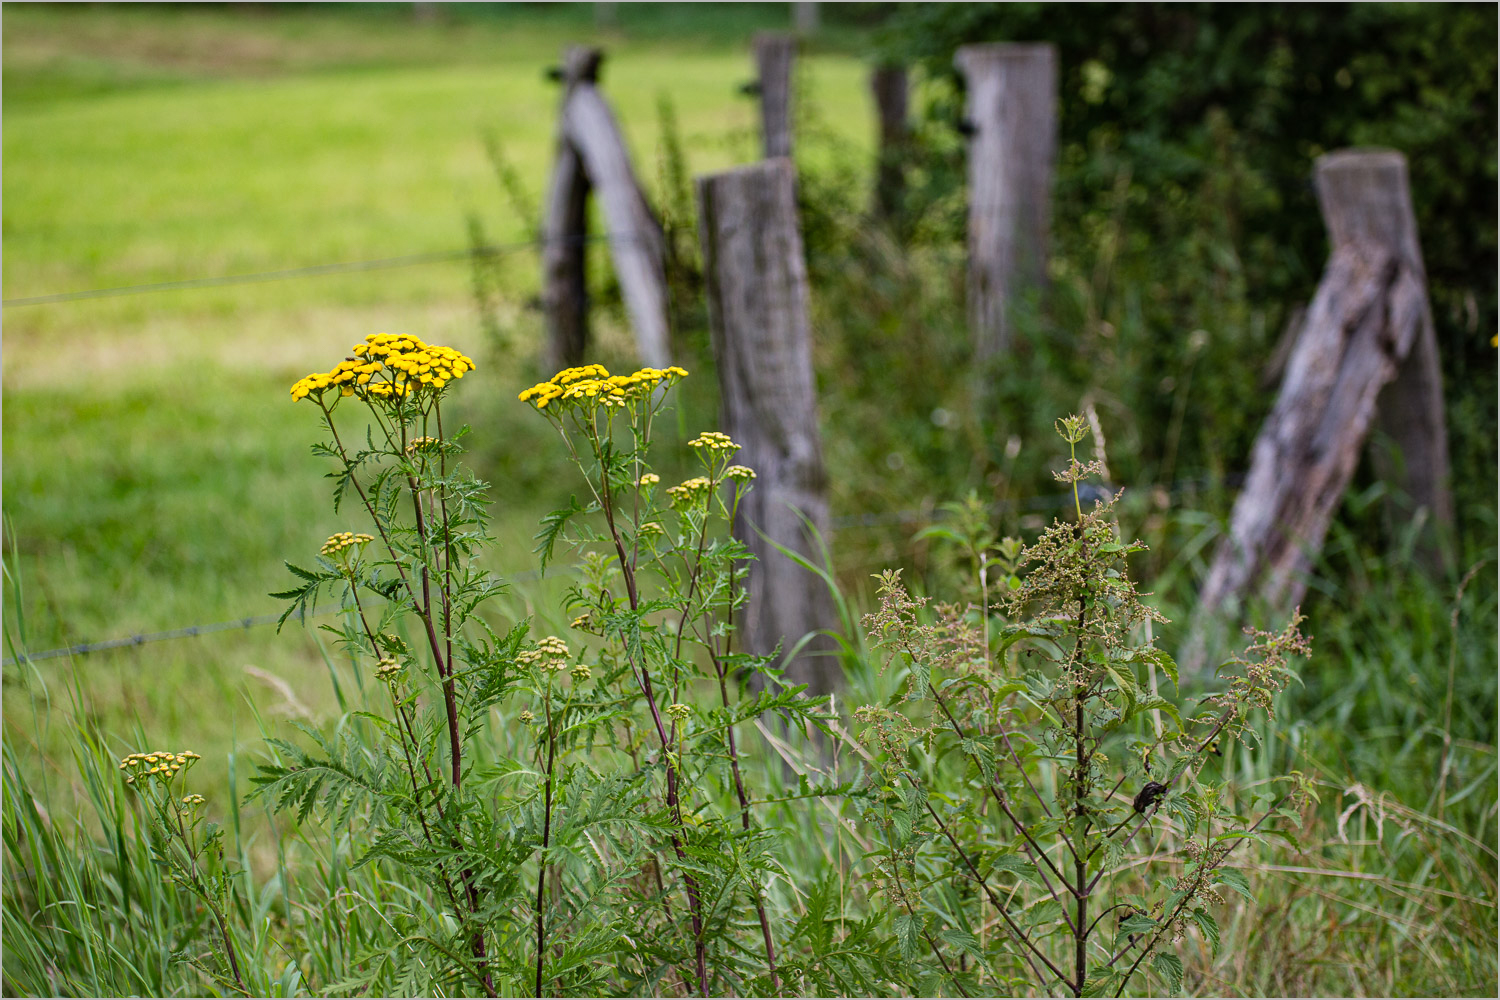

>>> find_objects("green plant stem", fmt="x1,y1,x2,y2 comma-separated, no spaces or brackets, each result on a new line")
1070,571,1091,999
1108,793,1286,995
534,684,560,998
886,828,971,997
928,684,1075,895
170,802,246,995
595,456,709,994
400,414,492,997
906,778,1072,990
708,604,779,992
1073,694,1088,998
322,399,492,996
345,587,464,918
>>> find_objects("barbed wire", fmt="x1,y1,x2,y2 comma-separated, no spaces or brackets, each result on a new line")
1,230,669,308
1,476,1237,668
0,564,551,668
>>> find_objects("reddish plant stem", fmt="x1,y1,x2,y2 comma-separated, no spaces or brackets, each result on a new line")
707,594,779,991
535,690,559,997
596,460,709,993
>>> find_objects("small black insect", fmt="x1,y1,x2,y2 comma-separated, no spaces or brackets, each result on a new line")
1133,781,1169,814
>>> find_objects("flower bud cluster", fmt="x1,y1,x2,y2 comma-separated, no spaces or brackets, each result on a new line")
321,531,373,557
518,635,571,672
118,749,201,786
688,431,740,454
667,477,712,509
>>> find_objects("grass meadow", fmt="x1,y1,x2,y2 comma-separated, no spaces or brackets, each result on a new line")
4,4,1496,997
3,1,870,802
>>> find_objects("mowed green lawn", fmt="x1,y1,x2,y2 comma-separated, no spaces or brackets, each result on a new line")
2,3,875,803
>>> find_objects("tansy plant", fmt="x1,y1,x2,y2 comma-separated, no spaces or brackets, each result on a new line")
249,344,833,997
852,415,1313,998
116,750,246,994
517,362,832,996
265,332,515,994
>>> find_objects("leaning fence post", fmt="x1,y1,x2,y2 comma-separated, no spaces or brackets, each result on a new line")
696,158,839,694
870,63,909,222
540,47,598,372
954,43,1057,360
1327,154,1454,539
754,33,796,160
1185,148,1450,672
541,45,673,370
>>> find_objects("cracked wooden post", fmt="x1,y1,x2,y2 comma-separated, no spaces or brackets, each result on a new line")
541,45,672,370
540,47,597,372
754,33,796,160
955,43,1057,360
1185,148,1451,672
871,63,909,222
696,158,839,694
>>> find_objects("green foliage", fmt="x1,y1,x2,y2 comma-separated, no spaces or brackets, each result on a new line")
872,1,1497,528
852,418,1312,996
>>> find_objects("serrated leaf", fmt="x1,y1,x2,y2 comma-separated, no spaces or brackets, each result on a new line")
938,927,985,966
1189,908,1220,955
1153,951,1184,996
894,911,922,962
1119,913,1156,935
1133,695,1183,730
1213,867,1255,902
1082,970,1118,997
987,852,1040,886
1141,645,1179,687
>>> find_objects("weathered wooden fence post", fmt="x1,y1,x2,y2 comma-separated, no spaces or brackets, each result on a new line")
696,158,839,694
540,47,597,373
793,2,819,37
954,43,1058,360
1186,148,1451,671
870,63,908,222
754,33,796,160
540,45,672,370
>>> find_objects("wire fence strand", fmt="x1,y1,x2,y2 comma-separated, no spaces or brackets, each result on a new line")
1,476,1237,668
1,231,667,308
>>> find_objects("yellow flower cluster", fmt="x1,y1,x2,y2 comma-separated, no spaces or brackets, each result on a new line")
321,531,374,557
290,334,475,402
666,702,692,721
570,663,592,684
375,656,403,682
518,635,570,671
518,364,688,411
405,436,440,454
182,794,206,807
689,431,740,454
118,750,201,785
637,473,661,487
725,465,756,483
667,477,712,508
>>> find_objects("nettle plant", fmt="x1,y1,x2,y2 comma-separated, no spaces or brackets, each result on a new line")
854,415,1312,998
255,341,826,996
